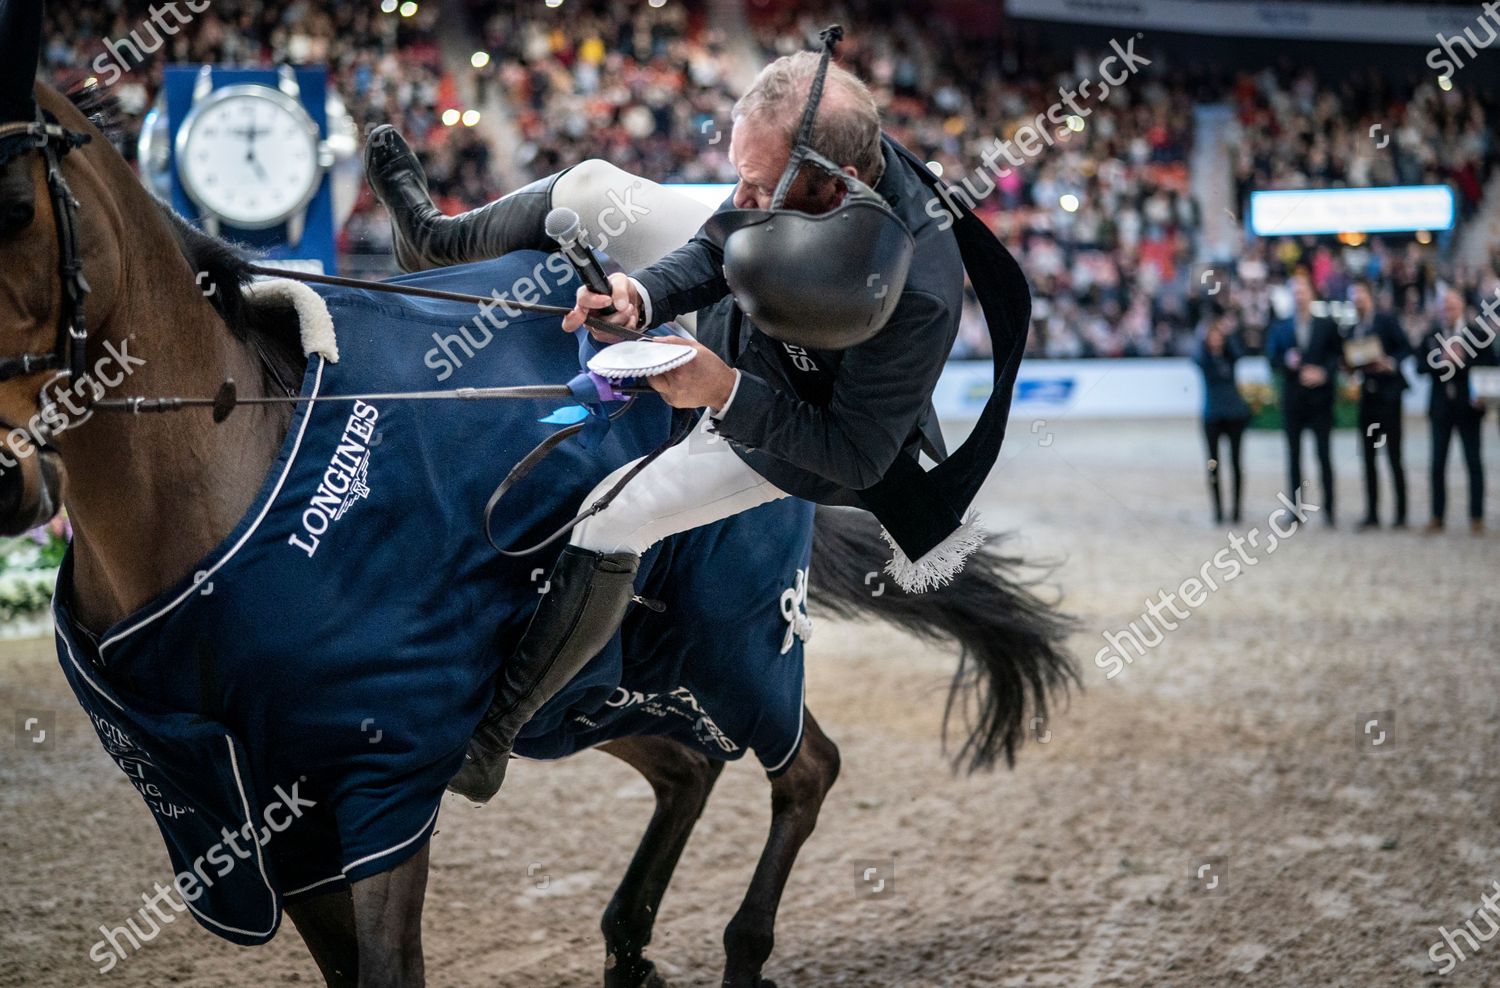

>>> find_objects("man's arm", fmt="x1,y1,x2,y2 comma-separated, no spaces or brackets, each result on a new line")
1414,329,1439,375
1265,321,1288,377
1191,338,1210,372
1316,318,1342,374
1381,315,1414,363
711,290,953,491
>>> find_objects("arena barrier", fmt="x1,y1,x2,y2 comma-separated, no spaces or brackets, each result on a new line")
935,358,1435,422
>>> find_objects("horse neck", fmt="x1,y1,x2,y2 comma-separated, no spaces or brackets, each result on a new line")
61,159,293,631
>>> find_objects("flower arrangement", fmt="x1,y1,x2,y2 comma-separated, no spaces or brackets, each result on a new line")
0,514,69,634
1244,379,1367,431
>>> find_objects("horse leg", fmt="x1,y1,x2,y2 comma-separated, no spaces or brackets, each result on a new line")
349,842,431,987
285,843,426,988
721,710,840,988
599,736,725,988
287,890,359,987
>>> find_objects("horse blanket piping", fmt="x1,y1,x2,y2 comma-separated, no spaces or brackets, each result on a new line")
53,254,815,946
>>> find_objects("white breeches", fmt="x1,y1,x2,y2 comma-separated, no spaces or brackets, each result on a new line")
571,415,788,556
553,159,780,555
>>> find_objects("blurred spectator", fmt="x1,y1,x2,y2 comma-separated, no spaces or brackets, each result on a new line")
1416,288,1493,533
1193,310,1252,525
1266,273,1341,525
1345,278,1412,529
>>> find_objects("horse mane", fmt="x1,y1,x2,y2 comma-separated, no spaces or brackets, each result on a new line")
63,84,305,391
155,203,309,393
65,82,124,145
154,203,256,331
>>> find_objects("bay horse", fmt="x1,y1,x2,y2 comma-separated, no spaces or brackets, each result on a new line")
0,74,1074,987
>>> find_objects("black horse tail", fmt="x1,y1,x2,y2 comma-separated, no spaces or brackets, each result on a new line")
807,506,1078,772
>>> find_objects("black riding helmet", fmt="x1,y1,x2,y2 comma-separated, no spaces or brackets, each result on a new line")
705,26,914,351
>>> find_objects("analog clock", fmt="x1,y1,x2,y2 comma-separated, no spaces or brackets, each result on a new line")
175,84,325,232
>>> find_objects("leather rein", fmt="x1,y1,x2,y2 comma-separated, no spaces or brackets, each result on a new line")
0,123,686,556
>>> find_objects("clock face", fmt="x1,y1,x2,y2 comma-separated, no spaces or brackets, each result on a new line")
176,86,323,229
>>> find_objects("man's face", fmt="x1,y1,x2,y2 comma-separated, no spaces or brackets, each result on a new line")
1351,284,1371,317
1444,291,1466,325
1292,277,1313,311
729,113,852,215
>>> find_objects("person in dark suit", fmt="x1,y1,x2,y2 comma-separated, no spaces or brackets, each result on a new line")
1345,278,1413,528
1192,311,1251,524
1416,288,1493,534
1265,272,1341,525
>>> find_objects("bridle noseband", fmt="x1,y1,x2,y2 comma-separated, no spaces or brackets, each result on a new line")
0,112,92,396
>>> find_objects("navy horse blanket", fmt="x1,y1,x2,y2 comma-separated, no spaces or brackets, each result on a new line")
53,253,815,945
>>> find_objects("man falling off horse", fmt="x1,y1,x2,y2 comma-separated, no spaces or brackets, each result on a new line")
365,28,1027,803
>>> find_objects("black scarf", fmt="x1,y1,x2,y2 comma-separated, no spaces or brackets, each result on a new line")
770,136,1031,572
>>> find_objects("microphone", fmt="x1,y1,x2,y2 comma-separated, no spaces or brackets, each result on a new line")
545,207,617,317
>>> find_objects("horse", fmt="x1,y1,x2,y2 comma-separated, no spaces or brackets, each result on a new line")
1,72,1075,988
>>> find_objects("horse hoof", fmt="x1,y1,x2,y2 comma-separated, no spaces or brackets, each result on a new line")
604,956,667,988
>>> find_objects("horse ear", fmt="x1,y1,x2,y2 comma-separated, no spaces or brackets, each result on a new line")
0,0,43,122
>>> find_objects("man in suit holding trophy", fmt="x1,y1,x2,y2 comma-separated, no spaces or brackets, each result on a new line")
1345,279,1412,529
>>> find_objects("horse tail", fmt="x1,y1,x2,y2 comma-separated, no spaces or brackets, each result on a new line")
807,506,1078,773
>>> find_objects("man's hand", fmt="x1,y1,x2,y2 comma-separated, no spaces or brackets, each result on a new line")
1442,338,1471,368
563,272,642,343
646,336,737,411
1299,364,1328,388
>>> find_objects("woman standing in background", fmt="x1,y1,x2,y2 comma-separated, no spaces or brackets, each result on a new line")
1194,310,1253,525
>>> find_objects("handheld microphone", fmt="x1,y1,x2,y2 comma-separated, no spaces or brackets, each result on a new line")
545,207,618,317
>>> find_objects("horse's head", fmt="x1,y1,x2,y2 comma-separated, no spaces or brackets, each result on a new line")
0,1,128,534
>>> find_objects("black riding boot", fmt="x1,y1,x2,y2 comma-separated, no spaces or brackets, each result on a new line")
363,123,560,273
449,546,640,804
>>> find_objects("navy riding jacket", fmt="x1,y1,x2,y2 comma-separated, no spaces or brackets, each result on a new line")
631,136,966,506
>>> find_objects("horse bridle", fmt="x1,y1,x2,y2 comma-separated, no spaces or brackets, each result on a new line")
0,112,92,398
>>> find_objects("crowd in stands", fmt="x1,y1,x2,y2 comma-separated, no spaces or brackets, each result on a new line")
464,0,1500,360
1209,65,1500,354
457,1,1209,358
36,0,1500,363
465,0,740,185
1225,66,1499,223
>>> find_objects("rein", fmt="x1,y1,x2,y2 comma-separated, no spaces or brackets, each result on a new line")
1,114,683,556
247,265,651,343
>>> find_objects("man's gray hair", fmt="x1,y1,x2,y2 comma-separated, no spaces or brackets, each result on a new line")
732,51,884,186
